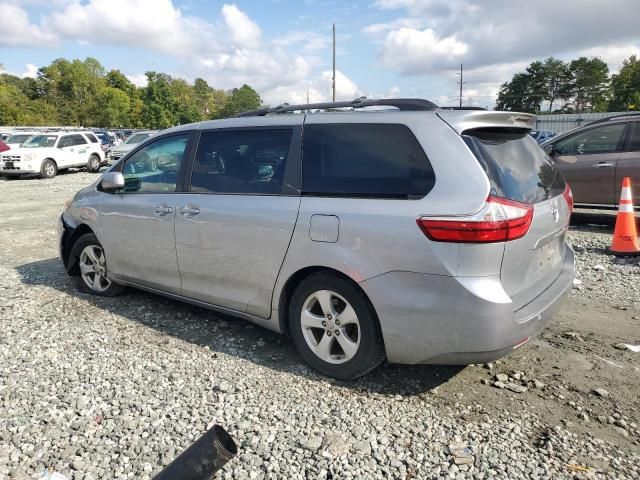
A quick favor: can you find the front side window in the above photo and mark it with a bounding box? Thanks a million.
[302,124,435,198]
[554,124,626,155]
[121,134,189,193]
[190,129,293,194]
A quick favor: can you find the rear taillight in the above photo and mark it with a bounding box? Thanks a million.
[563,184,573,213]
[417,196,533,243]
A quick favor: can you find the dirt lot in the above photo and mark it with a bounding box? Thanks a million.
[0,171,639,479]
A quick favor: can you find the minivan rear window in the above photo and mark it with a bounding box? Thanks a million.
[302,124,435,198]
[463,128,566,204]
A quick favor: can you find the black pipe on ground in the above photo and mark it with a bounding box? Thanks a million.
[153,425,237,480]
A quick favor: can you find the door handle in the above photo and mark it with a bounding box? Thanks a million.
[153,204,173,216]
[593,162,614,168]
[179,205,200,217]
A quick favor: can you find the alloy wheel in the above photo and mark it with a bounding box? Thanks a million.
[79,245,111,293]
[301,290,361,364]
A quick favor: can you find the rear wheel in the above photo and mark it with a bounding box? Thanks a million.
[40,159,57,179]
[288,272,385,380]
[71,233,124,297]
[87,154,101,173]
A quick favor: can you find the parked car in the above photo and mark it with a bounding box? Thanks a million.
[4,131,41,147]
[529,129,555,143]
[58,99,574,379]
[541,113,640,208]
[0,131,105,179]
[93,131,114,152]
[0,140,9,153]
[107,130,157,164]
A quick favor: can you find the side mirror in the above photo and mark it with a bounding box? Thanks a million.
[101,171,125,192]
[543,144,554,155]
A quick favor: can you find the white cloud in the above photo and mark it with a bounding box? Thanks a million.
[126,74,148,88]
[21,64,39,78]
[48,0,217,56]
[378,27,467,74]
[367,0,640,74]
[221,4,261,49]
[0,3,58,47]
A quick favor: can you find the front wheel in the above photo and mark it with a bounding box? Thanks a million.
[40,159,57,179]
[288,272,385,380]
[71,233,124,297]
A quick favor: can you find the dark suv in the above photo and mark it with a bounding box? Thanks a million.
[542,114,640,208]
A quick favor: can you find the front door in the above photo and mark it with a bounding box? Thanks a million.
[551,123,627,206]
[98,132,192,294]
[615,122,640,205]
[175,125,302,318]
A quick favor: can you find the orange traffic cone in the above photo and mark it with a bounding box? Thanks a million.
[608,177,640,256]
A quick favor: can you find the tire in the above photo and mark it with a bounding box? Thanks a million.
[40,159,57,179]
[70,233,124,297]
[288,271,385,380]
[87,154,101,173]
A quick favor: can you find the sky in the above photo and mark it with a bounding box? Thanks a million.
[1,0,640,108]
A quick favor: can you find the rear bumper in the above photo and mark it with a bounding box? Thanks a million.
[361,246,575,364]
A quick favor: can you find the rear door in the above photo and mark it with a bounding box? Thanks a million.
[550,123,627,206]
[614,122,640,205]
[175,123,302,317]
[462,128,569,308]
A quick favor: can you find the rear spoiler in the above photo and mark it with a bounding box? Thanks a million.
[436,110,536,135]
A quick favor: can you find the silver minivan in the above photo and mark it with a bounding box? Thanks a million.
[58,99,575,379]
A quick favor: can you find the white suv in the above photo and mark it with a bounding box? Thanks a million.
[0,131,105,179]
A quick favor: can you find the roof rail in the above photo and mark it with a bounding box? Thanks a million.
[234,97,439,117]
[440,106,487,111]
[587,112,640,125]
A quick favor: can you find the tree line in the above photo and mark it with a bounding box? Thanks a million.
[0,57,262,128]
[496,55,640,114]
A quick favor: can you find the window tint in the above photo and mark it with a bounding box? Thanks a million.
[464,128,566,204]
[554,124,626,155]
[190,129,293,194]
[58,136,74,148]
[85,133,99,143]
[302,124,434,198]
[121,134,189,193]
[69,134,87,146]
[6,134,32,144]
[629,123,640,152]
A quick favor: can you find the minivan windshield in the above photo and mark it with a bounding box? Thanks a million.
[125,133,151,144]
[22,135,58,148]
[464,128,566,204]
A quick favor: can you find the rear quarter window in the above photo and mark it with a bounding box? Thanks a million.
[463,128,565,204]
[302,123,435,198]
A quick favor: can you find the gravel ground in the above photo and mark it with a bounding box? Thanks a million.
[1,172,639,480]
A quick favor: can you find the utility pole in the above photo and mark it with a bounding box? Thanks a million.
[332,23,336,102]
[456,64,465,108]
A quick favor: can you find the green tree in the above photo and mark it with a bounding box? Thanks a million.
[140,71,175,128]
[216,84,261,118]
[541,57,571,112]
[609,55,640,111]
[565,57,610,113]
[92,86,131,127]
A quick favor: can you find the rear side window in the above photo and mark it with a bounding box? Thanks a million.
[464,128,566,204]
[629,123,640,152]
[69,134,87,146]
[190,129,293,195]
[302,124,435,198]
[85,133,99,143]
